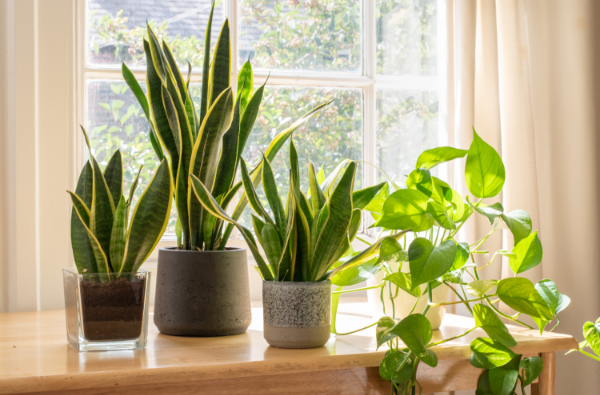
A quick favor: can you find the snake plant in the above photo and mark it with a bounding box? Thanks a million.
[190,139,409,281]
[68,127,172,277]
[123,0,329,251]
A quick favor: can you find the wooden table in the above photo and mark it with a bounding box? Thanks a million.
[0,300,577,395]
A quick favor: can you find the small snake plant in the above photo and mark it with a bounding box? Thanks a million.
[68,127,172,277]
[190,139,409,282]
[123,0,329,251]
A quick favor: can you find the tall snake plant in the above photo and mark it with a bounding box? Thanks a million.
[69,127,172,278]
[190,140,410,281]
[123,1,329,250]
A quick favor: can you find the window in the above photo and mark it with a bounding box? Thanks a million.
[80,0,444,239]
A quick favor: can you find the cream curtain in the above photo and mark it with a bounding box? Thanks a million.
[445,0,600,393]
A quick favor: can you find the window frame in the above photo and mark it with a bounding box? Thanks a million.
[75,0,442,247]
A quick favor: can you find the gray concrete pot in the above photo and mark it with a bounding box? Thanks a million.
[154,247,251,337]
[263,280,331,349]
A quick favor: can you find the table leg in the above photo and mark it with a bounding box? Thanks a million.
[531,352,555,395]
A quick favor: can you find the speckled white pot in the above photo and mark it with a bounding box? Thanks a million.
[262,280,331,349]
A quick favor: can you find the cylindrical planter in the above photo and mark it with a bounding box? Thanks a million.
[263,280,331,349]
[62,268,150,352]
[366,265,450,330]
[154,247,251,337]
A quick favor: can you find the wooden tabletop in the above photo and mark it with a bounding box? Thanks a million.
[0,300,577,395]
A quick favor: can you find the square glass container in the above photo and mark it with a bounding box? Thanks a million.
[62,268,150,352]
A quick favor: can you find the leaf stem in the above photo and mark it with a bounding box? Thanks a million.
[577,349,600,362]
[428,295,496,306]
[444,281,473,314]
[332,283,384,294]
[426,326,476,347]
[421,283,433,316]
[333,321,378,336]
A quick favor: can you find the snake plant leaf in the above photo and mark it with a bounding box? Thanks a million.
[103,151,123,209]
[488,356,520,395]
[520,356,543,386]
[391,314,433,361]
[352,181,387,210]
[583,318,600,356]
[329,231,410,277]
[501,209,532,246]
[376,316,399,349]
[308,161,327,214]
[470,337,518,369]
[143,39,178,164]
[509,231,543,274]
[348,208,361,242]
[212,81,244,200]
[320,159,353,198]
[208,19,231,107]
[149,129,165,161]
[237,61,254,116]
[278,189,296,280]
[465,128,506,198]
[237,83,265,161]
[497,277,554,320]
[409,238,457,288]
[385,272,421,298]
[189,174,274,280]
[415,146,468,169]
[289,142,313,228]
[109,196,127,273]
[261,223,283,268]
[68,191,110,274]
[188,87,234,247]
[161,40,188,100]
[146,24,167,85]
[473,304,517,347]
[162,85,182,155]
[262,156,286,237]
[374,189,434,232]
[317,165,325,184]
[185,96,197,140]
[218,100,334,249]
[121,159,172,274]
[451,242,470,271]
[311,162,356,281]
[250,213,265,244]
[240,159,275,225]
[70,162,96,274]
[199,0,216,124]
[127,165,143,207]
[294,189,312,281]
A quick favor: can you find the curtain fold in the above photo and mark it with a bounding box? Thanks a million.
[447,0,600,393]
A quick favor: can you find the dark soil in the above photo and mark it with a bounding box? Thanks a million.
[80,276,147,341]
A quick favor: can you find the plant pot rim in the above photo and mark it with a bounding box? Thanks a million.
[263,280,331,285]
[160,246,246,254]
[62,268,150,275]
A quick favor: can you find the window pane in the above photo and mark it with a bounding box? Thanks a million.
[376,0,437,76]
[238,0,362,73]
[376,89,439,185]
[86,0,223,69]
[86,79,202,233]
[239,86,363,229]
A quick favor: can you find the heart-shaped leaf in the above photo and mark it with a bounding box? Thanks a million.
[376,316,398,349]
[443,188,465,221]
[331,257,380,287]
[497,278,553,320]
[470,337,518,369]
[473,304,516,347]
[392,314,432,359]
[535,279,560,313]
[416,146,468,169]
[409,238,457,288]
[419,349,439,367]
[520,356,543,386]
[385,272,421,298]
[583,318,600,356]
[471,202,504,225]
[374,189,434,232]
[451,242,470,271]
[406,168,433,197]
[501,210,532,245]
[377,237,408,265]
[379,350,414,382]
[509,231,543,274]
[476,370,493,395]
[467,280,498,297]
[426,201,456,230]
[465,128,505,198]
[489,356,520,395]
